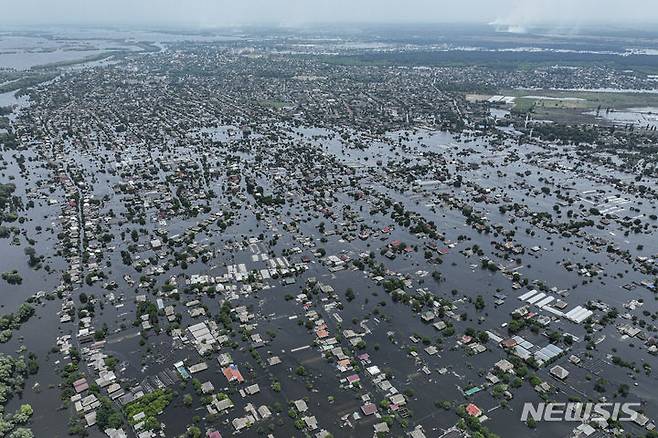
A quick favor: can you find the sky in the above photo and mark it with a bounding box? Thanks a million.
[3,0,658,27]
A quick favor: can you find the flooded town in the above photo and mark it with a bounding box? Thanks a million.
[1,3,658,438]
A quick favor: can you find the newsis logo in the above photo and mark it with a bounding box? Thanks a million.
[520,402,641,422]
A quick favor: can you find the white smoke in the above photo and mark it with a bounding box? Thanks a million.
[490,0,581,34]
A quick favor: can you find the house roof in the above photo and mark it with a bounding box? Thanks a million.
[361,403,377,416]
[346,374,360,384]
[500,338,518,349]
[550,365,569,379]
[223,364,244,383]
[466,403,482,417]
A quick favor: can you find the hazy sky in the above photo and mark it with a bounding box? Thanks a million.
[3,0,658,27]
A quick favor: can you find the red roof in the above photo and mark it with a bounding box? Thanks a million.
[346,374,360,384]
[73,378,89,393]
[500,338,518,349]
[466,403,482,417]
[207,432,222,438]
[223,365,244,383]
[361,403,377,416]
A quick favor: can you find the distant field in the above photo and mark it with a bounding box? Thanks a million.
[320,50,658,74]
[500,89,658,112]
[467,92,592,111]
[514,96,589,112]
[465,94,490,102]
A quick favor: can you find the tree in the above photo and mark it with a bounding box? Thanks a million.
[435,400,452,410]
[9,428,34,438]
[508,319,525,334]
[492,384,506,398]
[474,295,485,311]
[67,417,87,437]
[548,331,561,343]
[186,426,202,438]
[106,412,123,429]
[95,397,123,429]
[15,304,34,323]
[0,418,12,436]
[12,404,33,424]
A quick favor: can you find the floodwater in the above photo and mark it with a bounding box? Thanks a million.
[586,106,658,128]
[0,90,29,107]
[1,119,656,437]
[0,49,109,70]
[0,31,656,438]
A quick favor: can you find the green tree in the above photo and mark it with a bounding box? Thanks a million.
[12,404,33,424]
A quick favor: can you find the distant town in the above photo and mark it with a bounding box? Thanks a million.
[0,23,657,438]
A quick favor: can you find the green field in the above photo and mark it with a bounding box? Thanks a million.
[501,89,658,112]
